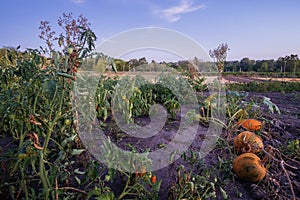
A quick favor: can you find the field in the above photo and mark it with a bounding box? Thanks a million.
[101,90,300,200]
[93,72,300,199]
[1,55,300,200]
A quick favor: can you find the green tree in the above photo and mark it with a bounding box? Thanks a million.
[240,57,256,71]
[290,54,299,78]
[260,61,268,72]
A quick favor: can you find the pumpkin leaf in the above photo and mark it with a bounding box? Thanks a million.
[263,96,280,114]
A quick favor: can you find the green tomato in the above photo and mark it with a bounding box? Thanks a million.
[67,48,74,54]
[26,146,35,155]
[64,119,72,126]
[9,114,16,120]
[18,153,28,160]
[105,175,110,182]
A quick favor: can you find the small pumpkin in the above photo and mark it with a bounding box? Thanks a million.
[234,131,264,154]
[233,153,266,182]
[237,119,262,131]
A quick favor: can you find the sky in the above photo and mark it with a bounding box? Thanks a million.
[0,0,299,61]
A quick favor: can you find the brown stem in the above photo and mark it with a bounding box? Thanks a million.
[57,187,87,194]
[55,178,58,200]
[262,147,296,200]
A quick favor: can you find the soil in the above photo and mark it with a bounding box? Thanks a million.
[90,91,300,200]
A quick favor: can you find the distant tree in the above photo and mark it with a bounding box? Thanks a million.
[290,54,299,78]
[224,60,239,72]
[128,58,139,70]
[277,56,287,74]
[209,43,229,79]
[283,56,289,77]
[266,59,275,72]
[240,57,256,71]
[138,57,148,65]
[115,59,128,71]
[178,60,190,71]
[278,55,299,77]
[260,61,268,72]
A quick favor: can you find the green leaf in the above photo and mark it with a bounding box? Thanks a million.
[42,79,56,99]
[108,168,116,180]
[57,72,74,80]
[152,180,162,192]
[74,168,86,175]
[220,187,228,199]
[71,149,85,156]
[66,134,77,142]
[111,62,117,73]
[263,96,280,114]
[75,176,81,185]
[95,193,115,200]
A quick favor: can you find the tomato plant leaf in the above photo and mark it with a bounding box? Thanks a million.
[71,149,85,156]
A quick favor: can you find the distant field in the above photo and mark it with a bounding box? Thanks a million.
[102,71,300,84]
[222,75,300,83]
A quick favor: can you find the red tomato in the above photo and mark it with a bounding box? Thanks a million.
[151,175,157,184]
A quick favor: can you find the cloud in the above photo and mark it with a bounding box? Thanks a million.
[69,0,85,4]
[156,0,204,22]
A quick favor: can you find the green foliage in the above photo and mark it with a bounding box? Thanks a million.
[0,13,107,200]
[0,48,78,199]
[95,76,117,122]
[285,139,300,157]
[94,71,204,124]
[228,81,300,92]
[169,163,220,199]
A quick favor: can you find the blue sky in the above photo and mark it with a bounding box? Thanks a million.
[0,0,299,61]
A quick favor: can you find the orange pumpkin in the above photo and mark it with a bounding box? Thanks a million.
[233,153,266,182]
[237,119,262,131]
[234,131,264,154]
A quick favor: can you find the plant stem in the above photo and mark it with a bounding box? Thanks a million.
[39,78,66,200]
[20,164,29,200]
[39,151,50,200]
[118,178,131,200]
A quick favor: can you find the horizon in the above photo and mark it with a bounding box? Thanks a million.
[0,0,299,62]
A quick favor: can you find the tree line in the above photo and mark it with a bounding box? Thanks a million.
[224,54,299,74]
